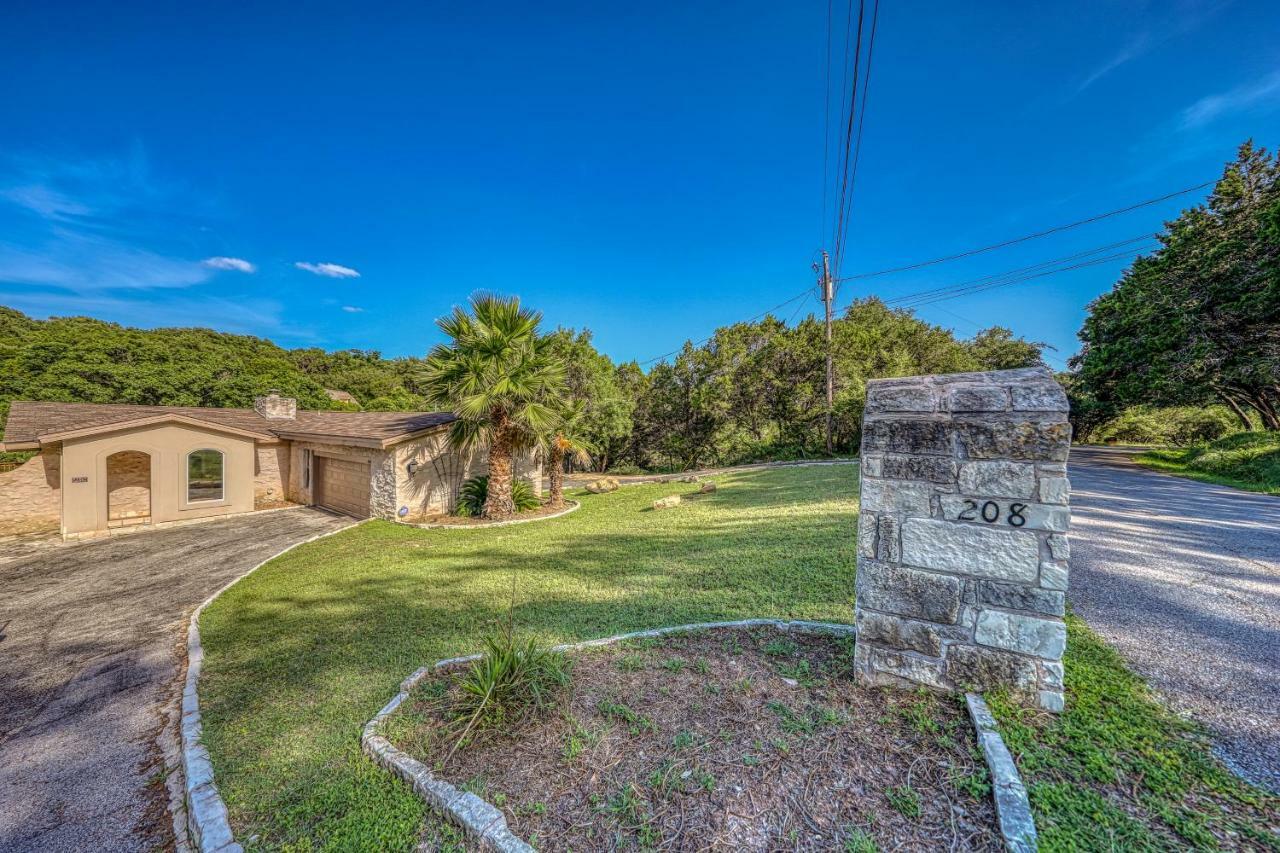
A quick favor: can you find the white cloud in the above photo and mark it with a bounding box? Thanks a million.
[202,256,256,273]
[295,261,360,278]
[0,236,213,291]
[1180,70,1280,129]
[341,305,364,313]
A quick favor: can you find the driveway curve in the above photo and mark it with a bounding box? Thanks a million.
[1068,446,1280,794]
[0,507,354,853]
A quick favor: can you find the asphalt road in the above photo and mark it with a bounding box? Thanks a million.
[0,508,353,853]
[1068,445,1280,794]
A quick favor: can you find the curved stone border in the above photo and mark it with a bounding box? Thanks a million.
[404,499,580,530]
[965,693,1039,853]
[362,619,859,851]
[178,517,365,852]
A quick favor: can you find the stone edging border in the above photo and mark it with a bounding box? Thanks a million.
[965,693,1039,853]
[177,514,366,852]
[361,619,861,852]
[404,499,581,530]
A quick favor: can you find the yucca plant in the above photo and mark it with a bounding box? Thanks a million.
[455,475,540,517]
[445,632,572,761]
[421,294,565,519]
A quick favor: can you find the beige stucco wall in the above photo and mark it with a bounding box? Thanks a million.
[0,451,61,537]
[394,431,542,521]
[59,423,257,535]
[254,443,291,509]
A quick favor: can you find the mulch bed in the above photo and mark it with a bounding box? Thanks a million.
[390,627,1003,851]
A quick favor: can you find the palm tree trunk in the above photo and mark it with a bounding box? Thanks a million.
[484,418,517,519]
[547,442,566,509]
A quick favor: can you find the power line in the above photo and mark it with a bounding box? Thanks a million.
[830,0,866,279]
[836,180,1210,282]
[820,0,833,244]
[833,0,880,279]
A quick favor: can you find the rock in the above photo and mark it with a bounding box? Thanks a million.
[653,495,681,510]
[977,580,1065,617]
[864,385,939,413]
[698,482,717,493]
[946,644,1038,692]
[867,647,949,689]
[880,453,958,484]
[953,420,1072,462]
[585,478,620,494]
[900,518,1040,582]
[1039,476,1070,505]
[855,610,943,656]
[679,475,701,483]
[855,560,962,624]
[859,477,934,516]
[975,609,1067,658]
[946,386,1011,413]
[861,418,953,456]
[1038,560,1069,591]
[957,461,1036,498]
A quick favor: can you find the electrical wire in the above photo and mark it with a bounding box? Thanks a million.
[833,0,879,278]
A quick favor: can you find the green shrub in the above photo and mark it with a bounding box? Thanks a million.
[1141,430,1280,492]
[1087,406,1237,446]
[605,462,644,475]
[446,633,571,757]
[455,475,541,516]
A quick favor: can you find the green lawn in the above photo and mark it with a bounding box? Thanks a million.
[199,462,1278,851]
[989,616,1279,851]
[1136,431,1280,495]
[198,465,859,850]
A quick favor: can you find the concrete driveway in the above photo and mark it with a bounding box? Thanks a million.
[1069,446,1280,794]
[0,508,354,853]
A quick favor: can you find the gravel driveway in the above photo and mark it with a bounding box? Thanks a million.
[1069,446,1280,794]
[0,508,354,853]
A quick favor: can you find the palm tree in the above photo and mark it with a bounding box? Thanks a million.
[545,399,594,509]
[422,294,565,518]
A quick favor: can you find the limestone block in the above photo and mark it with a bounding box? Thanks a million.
[1040,660,1064,690]
[946,386,1011,412]
[698,482,717,494]
[857,513,877,558]
[860,477,934,516]
[939,496,1069,532]
[947,644,1038,692]
[1010,383,1069,412]
[875,515,900,562]
[1037,690,1065,713]
[977,580,1065,617]
[862,418,953,457]
[881,453,958,484]
[868,648,949,689]
[855,610,942,656]
[866,385,938,413]
[953,420,1072,462]
[862,453,884,477]
[856,560,962,624]
[1039,560,1069,591]
[975,609,1066,659]
[901,518,1040,582]
[653,495,681,510]
[1039,476,1070,505]
[957,461,1036,498]
[1046,534,1070,560]
[586,478,620,494]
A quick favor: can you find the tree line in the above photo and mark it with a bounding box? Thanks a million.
[0,298,1044,471]
[1071,141,1280,435]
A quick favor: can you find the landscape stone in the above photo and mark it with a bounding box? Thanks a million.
[975,609,1067,658]
[698,481,717,493]
[653,495,681,510]
[880,453,958,484]
[857,513,877,558]
[1037,690,1065,713]
[585,478,619,494]
[978,580,1065,616]
[957,461,1036,498]
[855,610,943,656]
[862,453,884,477]
[900,518,1040,582]
[856,561,961,624]
[1040,660,1064,690]
[947,644,1038,692]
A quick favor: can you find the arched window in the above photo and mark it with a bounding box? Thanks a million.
[187,449,224,502]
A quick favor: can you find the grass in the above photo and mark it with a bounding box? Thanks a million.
[1136,431,1280,495]
[197,464,857,850]
[988,615,1280,851]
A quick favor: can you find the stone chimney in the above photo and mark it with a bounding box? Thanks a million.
[254,390,297,420]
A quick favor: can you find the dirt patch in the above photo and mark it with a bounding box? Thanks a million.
[388,627,1002,851]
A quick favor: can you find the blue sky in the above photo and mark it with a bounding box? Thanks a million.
[1,1,1277,369]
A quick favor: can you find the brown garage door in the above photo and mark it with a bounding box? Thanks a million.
[314,456,371,518]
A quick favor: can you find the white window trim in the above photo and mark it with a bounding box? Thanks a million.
[185,448,226,505]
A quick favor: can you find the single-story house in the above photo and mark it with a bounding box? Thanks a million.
[0,392,541,539]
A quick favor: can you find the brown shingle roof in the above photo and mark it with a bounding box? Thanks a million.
[1,401,455,448]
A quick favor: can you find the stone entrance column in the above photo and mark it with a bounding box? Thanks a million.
[853,366,1072,712]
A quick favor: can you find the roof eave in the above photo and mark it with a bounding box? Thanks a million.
[37,413,275,444]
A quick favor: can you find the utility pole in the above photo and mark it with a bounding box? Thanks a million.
[821,251,834,455]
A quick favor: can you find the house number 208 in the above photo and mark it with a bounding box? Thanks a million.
[957,499,1027,527]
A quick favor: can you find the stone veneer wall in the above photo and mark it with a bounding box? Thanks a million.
[253,444,291,508]
[0,451,61,536]
[853,366,1072,712]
